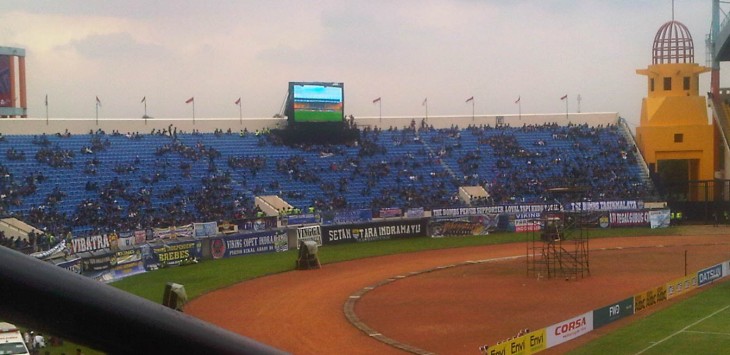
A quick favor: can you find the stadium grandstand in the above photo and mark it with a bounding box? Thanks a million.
[0,113,655,250]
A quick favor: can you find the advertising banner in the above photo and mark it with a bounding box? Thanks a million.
[698,263,723,287]
[570,211,610,228]
[378,207,403,218]
[171,224,194,238]
[609,210,649,227]
[321,219,428,245]
[70,234,111,254]
[429,215,498,237]
[322,209,373,225]
[236,216,277,232]
[566,200,644,212]
[210,231,288,259]
[649,209,671,229]
[666,274,698,299]
[405,207,425,218]
[153,227,173,240]
[83,253,113,272]
[56,258,82,274]
[486,328,546,355]
[110,261,146,280]
[194,222,219,238]
[592,297,634,329]
[634,285,667,313]
[109,249,145,280]
[31,241,67,259]
[296,225,322,247]
[546,311,593,348]
[144,240,202,270]
[116,231,136,249]
[153,225,194,240]
[513,218,541,233]
[432,204,560,218]
[285,213,318,226]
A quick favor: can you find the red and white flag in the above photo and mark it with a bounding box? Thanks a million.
[234,97,241,105]
[465,96,474,103]
[560,94,567,100]
[140,96,146,103]
[422,98,428,106]
[95,96,102,106]
[372,97,381,104]
[515,96,520,104]
[185,97,194,104]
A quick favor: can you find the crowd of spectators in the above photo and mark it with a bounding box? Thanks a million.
[0,121,655,242]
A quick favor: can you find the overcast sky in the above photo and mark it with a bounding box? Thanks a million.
[0,0,720,127]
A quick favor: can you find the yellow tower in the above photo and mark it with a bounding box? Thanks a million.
[636,20,714,201]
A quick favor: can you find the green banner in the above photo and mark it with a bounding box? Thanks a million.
[593,297,634,329]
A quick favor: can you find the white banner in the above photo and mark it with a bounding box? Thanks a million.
[649,209,671,229]
[296,225,322,247]
[546,311,593,347]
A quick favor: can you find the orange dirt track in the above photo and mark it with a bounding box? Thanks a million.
[186,231,730,355]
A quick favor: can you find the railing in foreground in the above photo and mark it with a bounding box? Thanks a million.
[0,246,287,355]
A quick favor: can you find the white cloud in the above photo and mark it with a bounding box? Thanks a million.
[0,0,718,123]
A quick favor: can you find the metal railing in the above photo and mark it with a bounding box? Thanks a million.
[0,246,287,355]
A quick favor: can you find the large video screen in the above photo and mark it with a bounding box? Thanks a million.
[289,82,344,123]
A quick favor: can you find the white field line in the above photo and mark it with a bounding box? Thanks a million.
[683,330,730,337]
[634,305,730,355]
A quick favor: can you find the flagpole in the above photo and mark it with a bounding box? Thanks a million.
[239,99,242,125]
[565,96,569,121]
[472,99,475,121]
[424,98,428,121]
[518,99,521,121]
[45,94,48,125]
[193,100,196,125]
[379,100,382,123]
[95,99,99,125]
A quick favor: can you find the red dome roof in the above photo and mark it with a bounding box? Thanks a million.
[652,20,694,64]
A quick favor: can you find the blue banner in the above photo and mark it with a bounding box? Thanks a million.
[285,213,318,225]
[322,209,373,225]
[698,264,723,287]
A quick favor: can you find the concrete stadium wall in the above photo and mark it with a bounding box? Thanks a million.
[0,112,618,135]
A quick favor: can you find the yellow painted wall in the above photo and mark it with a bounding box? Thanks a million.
[636,62,714,200]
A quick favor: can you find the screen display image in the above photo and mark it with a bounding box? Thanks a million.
[290,83,344,123]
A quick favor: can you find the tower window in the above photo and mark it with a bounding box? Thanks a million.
[674,133,683,143]
[664,77,672,90]
[650,78,655,92]
[683,77,690,90]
